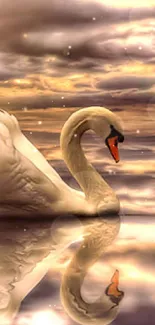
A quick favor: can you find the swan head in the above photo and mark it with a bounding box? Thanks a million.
[89,107,124,163]
[105,124,124,163]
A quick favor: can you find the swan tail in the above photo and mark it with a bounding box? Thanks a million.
[0,110,21,140]
[60,216,124,325]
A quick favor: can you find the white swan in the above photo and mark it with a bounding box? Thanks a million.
[0,106,124,324]
[0,106,124,217]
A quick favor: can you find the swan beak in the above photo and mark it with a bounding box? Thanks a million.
[107,136,119,163]
[105,269,124,305]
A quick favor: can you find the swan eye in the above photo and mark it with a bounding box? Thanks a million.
[109,125,124,143]
[118,135,124,143]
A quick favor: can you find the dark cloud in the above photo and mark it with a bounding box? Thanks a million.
[0,54,45,83]
[0,70,22,81]
[117,91,155,105]
[52,58,104,73]
[0,0,154,33]
[97,76,155,90]
[0,92,111,109]
[1,89,155,110]
[0,0,154,61]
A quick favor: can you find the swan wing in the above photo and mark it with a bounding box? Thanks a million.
[0,110,66,186]
[0,111,68,214]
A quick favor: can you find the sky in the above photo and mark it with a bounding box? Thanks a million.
[0,0,155,109]
[0,0,155,324]
[0,0,154,215]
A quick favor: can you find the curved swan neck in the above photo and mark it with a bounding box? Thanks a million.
[60,109,113,204]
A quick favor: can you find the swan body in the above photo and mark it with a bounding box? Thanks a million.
[0,106,124,217]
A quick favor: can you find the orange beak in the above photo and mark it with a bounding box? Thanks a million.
[107,136,119,163]
[111,269,119,286]
[105,269,124,305]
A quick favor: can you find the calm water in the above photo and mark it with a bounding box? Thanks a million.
[0,213,153,325]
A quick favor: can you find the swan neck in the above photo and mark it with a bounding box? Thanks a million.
[60,110,111,203]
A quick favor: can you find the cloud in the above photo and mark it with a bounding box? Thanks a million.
[0,91,147,110]
[0,0,155,108]
[1,86,155,110]
[75,82,91,88]
[97,76,155,90]
[0,0,154,61]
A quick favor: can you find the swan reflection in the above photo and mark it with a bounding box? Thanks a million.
[0,215,83,324]
[0,213,124,325]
